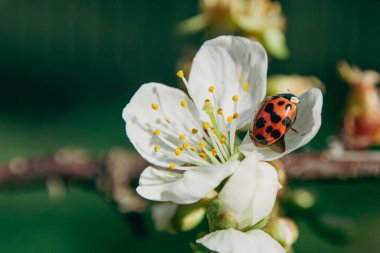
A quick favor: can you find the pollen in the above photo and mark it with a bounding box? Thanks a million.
[203,122,211,129]
[199,141,206,148]
[217,108,223,115]
[175,147,183,156]
[154,145,160,152]
[180,100,187,107]
[169,163,176,170]
[183,142,190,149]
[208,86,215,93]
[177,70,184,78]
[227,116,234,122]
[232,95,239,102]
[153,129,161,135]
[151,103,159,110]
[211,149,217,156]
[179,134,186,140]
[191,128,198,134]
[220,135,226,144]
[233,113,239,119]
[199,152,207,159]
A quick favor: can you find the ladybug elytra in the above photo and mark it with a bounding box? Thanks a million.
[249,93,300,152]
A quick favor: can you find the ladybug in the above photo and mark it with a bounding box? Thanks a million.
[249,93,300,153]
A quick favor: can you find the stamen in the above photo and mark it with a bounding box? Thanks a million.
[233,113,239,119]
[227,116,234,123]
[220,135,226,144]
[211,149,217,156]
[154,145,160,152]
[208,86,215,93]
[217,108,223,115]
[199,141,206,148]
[207,129,228,162]
[183,142,190,149]
[176,70,184,78]
[203,122,211,129]
[153,129,161,135]
[179,134,186,140]
[180,100,187,107]
[175,147,183,156]
[151,103,159,110]
[192,128,198,134]
[232,95,239,102]
[169,163,176,170]
[177,69,189,87]
[190,146,196,152]
[201,148,220,164]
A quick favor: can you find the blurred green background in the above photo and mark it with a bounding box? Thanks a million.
[0,0,379,252]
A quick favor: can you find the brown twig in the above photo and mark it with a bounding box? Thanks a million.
[0,147,379,210]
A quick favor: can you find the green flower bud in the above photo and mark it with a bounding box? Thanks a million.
[264,217,299,250]
[207,198,238,232]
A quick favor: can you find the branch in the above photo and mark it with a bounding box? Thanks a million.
[0,147,379,211]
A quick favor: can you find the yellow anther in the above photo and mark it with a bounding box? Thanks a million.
[204,99,210,103]
[217,108,223,115]
[211,149,217,156]
[199,141,206,148]
[179,134,186,140]
[220,135,226,144]
[169,163,176,170]
[232,95,239,102]
[192,128,198,134]
[208,86,215,93]
[153,129,161,135]
[180,100,187,107]
[190,146,196,152]
[175,147,183,156]
[177,70,184,78]
[227,116,234,123]
[154,145,160,152]
[203,122,211,129]
[199,152,207,159]
[151,103,159,110]
[233,113,239,119]
[183,142,190,149]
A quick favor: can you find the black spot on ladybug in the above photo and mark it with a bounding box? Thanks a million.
[266,126,273,133]
[277,101,285,106]
[255,117,266,128]
[285,104,292,111]
[282,117,292,128]
[270,112,281,123]
[255,134,268,145]
[279,93,295,101]
[265,103,274,113]
[271,130,281,139]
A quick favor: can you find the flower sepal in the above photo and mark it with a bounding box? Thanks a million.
[207,198,238,232]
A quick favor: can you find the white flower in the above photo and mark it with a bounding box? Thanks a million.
[123,36,322,209]
[197,228,285,253]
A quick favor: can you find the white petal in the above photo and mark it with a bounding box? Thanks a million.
[219,154,280,229]
[152,202,177,231]
[250,162,281,225]
[219,153,259,229]
[197,229,285,253]
[137,162,239,204]
[245,230,286,253]
[239,88,323,161]
[187,36,268,129]
[123,82,204,167]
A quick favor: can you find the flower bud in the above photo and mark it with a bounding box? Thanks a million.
[264,217,299,250]
[207,198,238,232]
[267,75,325,97]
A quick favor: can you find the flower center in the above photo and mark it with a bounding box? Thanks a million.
[149,70,242,169]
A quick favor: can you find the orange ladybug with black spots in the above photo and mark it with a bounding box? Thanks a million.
[249,93,300,152]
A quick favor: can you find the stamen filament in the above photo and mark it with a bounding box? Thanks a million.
[202,148,220,164]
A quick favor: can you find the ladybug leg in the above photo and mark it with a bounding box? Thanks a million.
[290,127,306,136]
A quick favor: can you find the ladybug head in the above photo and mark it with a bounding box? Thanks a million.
[279,93,300,104]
